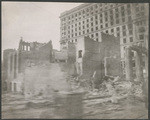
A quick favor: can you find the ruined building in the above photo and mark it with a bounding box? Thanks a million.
[67,33,123,82]
[2,38,54,93]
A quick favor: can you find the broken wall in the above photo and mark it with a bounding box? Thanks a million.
[105,57,123,77]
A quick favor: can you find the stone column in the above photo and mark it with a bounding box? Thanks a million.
[80,62,83,75]
[76,62,79,75]
[12,53,15,79]
[144,55,148,78]
[125,47,133,81]
[135,51,143,81]
[22,45,24,51]
[16,51,19,77]
[11,82,14,92]
[104,57,108,76]
[7,54,11,92]
[7,54,11,78]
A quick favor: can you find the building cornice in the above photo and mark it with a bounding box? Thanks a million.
[60,3,94,18]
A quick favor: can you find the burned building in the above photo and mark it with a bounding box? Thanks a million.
[67,33,122,81]
[2,38,54,93]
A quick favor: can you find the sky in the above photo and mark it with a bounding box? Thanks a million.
[2,2,83,53]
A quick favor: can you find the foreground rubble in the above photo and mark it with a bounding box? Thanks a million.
[2,76,148,119]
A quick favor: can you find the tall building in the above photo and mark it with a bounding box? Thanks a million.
[60,3,149,74]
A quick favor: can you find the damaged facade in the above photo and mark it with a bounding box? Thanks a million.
[2,38,54,93]
[71,33,122,81]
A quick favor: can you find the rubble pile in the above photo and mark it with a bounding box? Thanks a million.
[69,75,144,102]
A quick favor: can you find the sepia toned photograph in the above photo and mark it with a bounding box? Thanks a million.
[1,1,149,119]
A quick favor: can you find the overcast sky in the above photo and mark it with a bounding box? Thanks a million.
[2,2,83,53]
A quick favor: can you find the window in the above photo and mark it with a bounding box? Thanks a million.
[116,13,119,18]
[105,17,108,21]
[123,38,126,43]
[95,4,98,8]
[91,17,93,21]
[95,15,98,19]
[110,4,113,8]
[115,8,118,12]
[100,14,103,17]
[106,30,108,33]
[78,50,82,58]
[117,27,120,31]
[136,7,139,12]
[132,60,135,67]
[129,30,133,35]
[75,39,77,42]
[121,6,125,11]
[90,6,93,10]
[96,38,98,41]
[141,6,145,10]
[96,33,98,36]
[91,34,94,38]
[111,21,114,26]
[111,29,114,33]
[96,26,98,30]
[71,15,74,18]
[83,31,85,34]
[130,37,133,42]
[87,24,89,27]
[122,25,126,30]
[123,31,126,36]
[79,12,81,15]
[87,29,89,33]
[91,23,93,26]
[91,28,93,31]
[139,35,144,40]
[105,23,108,27]
[110,10,113,14]
[116,19,119,24]
[101,25,103,29]
[110,15,114,21]
[82,10,85,14]
[128,24,133,29]
[100,19,103,23]
[122,18,125,22]
[95,21,98,25]
[127,10,131,15]
[128,16,132,21]
[127,4,130,8]
[117,33,120,37]
[121,11,125,16]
